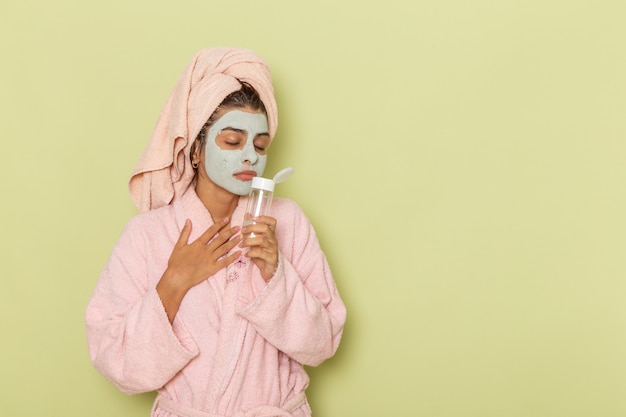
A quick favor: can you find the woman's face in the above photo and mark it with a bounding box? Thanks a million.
[199,107,270,195]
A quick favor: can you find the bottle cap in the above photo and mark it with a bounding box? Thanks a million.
[251,176,275,192]
[273,166,295,184]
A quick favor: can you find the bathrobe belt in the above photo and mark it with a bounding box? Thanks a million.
[153,393,306,417]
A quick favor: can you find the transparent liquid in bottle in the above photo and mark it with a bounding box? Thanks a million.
[243,179,274,238]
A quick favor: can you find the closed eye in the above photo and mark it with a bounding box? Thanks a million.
[254,134,270,153]
[218,128,245,148]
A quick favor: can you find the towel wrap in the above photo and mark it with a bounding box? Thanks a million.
[129,47,278,213]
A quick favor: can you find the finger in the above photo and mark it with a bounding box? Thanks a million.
[240,226,276,249]
[217,252,242,269]
[211,234,242,259]
[243,229,277,252]
[196,217,231,244]
[251,215,277,231]
[175,219,192,249]
[242,222,273,239]
[245,246,278,267]
[207,226,241,252]
[241,235,272,251]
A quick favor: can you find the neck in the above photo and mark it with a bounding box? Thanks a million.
[195,176,240,221]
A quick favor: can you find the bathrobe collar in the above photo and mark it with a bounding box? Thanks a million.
[173,186,249,240]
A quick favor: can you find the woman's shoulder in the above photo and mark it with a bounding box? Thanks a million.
[272,197,305,215]
[271,197,314,228]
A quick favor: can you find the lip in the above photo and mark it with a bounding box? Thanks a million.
[233,170,257,181]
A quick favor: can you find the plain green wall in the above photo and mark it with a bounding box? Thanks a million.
[2,0,625,415]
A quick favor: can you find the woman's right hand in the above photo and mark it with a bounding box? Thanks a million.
[157,218,241,323]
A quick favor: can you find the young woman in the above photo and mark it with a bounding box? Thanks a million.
[85,47,346,417]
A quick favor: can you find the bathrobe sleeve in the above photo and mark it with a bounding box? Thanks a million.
[238,199,346,367]
[85,215,199,395]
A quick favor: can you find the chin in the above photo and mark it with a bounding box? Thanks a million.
[226,183,252,196]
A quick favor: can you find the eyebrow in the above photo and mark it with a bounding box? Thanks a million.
[221,127,269,137]
[222,127,244,134]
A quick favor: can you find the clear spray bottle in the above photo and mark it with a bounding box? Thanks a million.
[243,167,294,237]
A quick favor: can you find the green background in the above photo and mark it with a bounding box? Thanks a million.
[2,0,625,415]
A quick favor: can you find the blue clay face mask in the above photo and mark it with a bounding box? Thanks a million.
[204,110,269,195]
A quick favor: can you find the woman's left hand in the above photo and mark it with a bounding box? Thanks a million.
[240,215,279,281]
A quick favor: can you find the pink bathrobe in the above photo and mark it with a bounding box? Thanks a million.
[85,187,346,417]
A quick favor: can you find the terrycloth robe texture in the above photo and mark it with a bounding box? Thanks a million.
[85,188,346,417]
[128,47,278,213]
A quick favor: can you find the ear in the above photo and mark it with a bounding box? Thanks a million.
[190,139,202,166]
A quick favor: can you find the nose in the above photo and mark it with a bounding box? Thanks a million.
[241,140,258,165]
